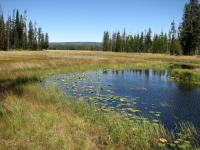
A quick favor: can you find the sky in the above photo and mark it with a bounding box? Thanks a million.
[1,0,189,42]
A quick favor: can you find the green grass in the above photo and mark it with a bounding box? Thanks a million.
[0,50,200,149]
[171,69,200,84]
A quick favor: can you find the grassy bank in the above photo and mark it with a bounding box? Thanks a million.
[0,50,200,149]
[171,69,200,84]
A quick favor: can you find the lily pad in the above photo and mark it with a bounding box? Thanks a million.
[149,111,155,114]
[152,119,159,123]
[155,113,161,117]
[158,143,166,147]
[120,97,126,102]
[106,90,111,93]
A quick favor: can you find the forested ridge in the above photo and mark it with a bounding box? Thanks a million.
[0,8,49,50]
[102,0,200,55]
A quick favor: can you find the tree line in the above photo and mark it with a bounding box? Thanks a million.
[102,0,200,55]
[0,8,49,50]
[49,44,102,51]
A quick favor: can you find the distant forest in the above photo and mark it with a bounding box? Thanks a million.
[102,0,200,55]
[49,42,102,51]
[0,8,49,50]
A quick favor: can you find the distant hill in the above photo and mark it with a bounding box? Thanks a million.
[50,42,102,46]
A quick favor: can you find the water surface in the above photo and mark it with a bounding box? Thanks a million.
[45,69,200,130]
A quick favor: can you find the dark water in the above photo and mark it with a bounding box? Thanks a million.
[45,69,200,130]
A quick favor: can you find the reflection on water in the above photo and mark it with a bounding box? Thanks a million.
[45,69,200,131]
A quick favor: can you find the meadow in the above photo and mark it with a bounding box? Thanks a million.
[0,50,200,149]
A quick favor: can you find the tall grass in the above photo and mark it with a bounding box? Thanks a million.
[0,51,200,149]
[171,69,200,84]
[0,84,168,149]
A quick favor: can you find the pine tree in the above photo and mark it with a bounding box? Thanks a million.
[37,27,42,50]
[0,11,6,50]
[121,28,126,52]
[14,10,20,49]
[115,31,121,52]
[151,34,159,53]
[129,35,134,52]
[139,31,144,52]
[5,16,12,50]
[136,33,140,52]
[132,35,137,52]
[33,21,37,50]
[164,33,169,53]
[11,9,15,49]
[144,28,152,53]
[44,32,49,49]
[111,32,116,52]
[179,0,200,55]
[22,10,27,50]
[170,35,176,55]
[40,33,44,49]
[28,20,34,50]
[160,31,167,53]
[108,38,112,51]
[102,31,109,51]
[125,35,130,52]
[19,14,24,48]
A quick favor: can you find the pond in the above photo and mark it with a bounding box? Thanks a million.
[45,69,200,131]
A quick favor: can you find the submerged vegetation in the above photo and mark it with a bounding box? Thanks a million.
[0,50,200,149]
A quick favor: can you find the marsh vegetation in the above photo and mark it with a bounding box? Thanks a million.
[0,50,200,149]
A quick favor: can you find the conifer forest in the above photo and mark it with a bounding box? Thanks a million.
[0,9,49,50]
[102,0,200,55]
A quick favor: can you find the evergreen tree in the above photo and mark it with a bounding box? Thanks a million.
[22,10,27,50]
[164,33,169,53]
[179,0,200,55]
[139,31,144,52]
[160,31,167,53]
[108,38,112,51]
[129,35,134,52]
[44,32,49,49]
[151,34,159,53]
[111,32,116,52]
[11,9,15,49]
[14,10,20,49]
[170,35,176,55]
[136,33,140,52]
[144,28,152,53]
[28,20,34,50]
[115,31,121,52]
[37,27,42,50]
[132,35,137,52]
[102,31,109,51]
[125,35,130,52]
[33,21,37,50]
[121,28,126,52]
[5,16,12,50]
[19,14,24,48]
[0,13,6,50]
[169,20,182,55]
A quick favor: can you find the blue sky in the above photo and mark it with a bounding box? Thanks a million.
[1,0,189,42]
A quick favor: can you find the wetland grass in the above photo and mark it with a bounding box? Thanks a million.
[171,69,200,84]
[0,50,200,149]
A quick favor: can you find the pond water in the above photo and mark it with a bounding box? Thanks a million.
[45,69,200,131]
